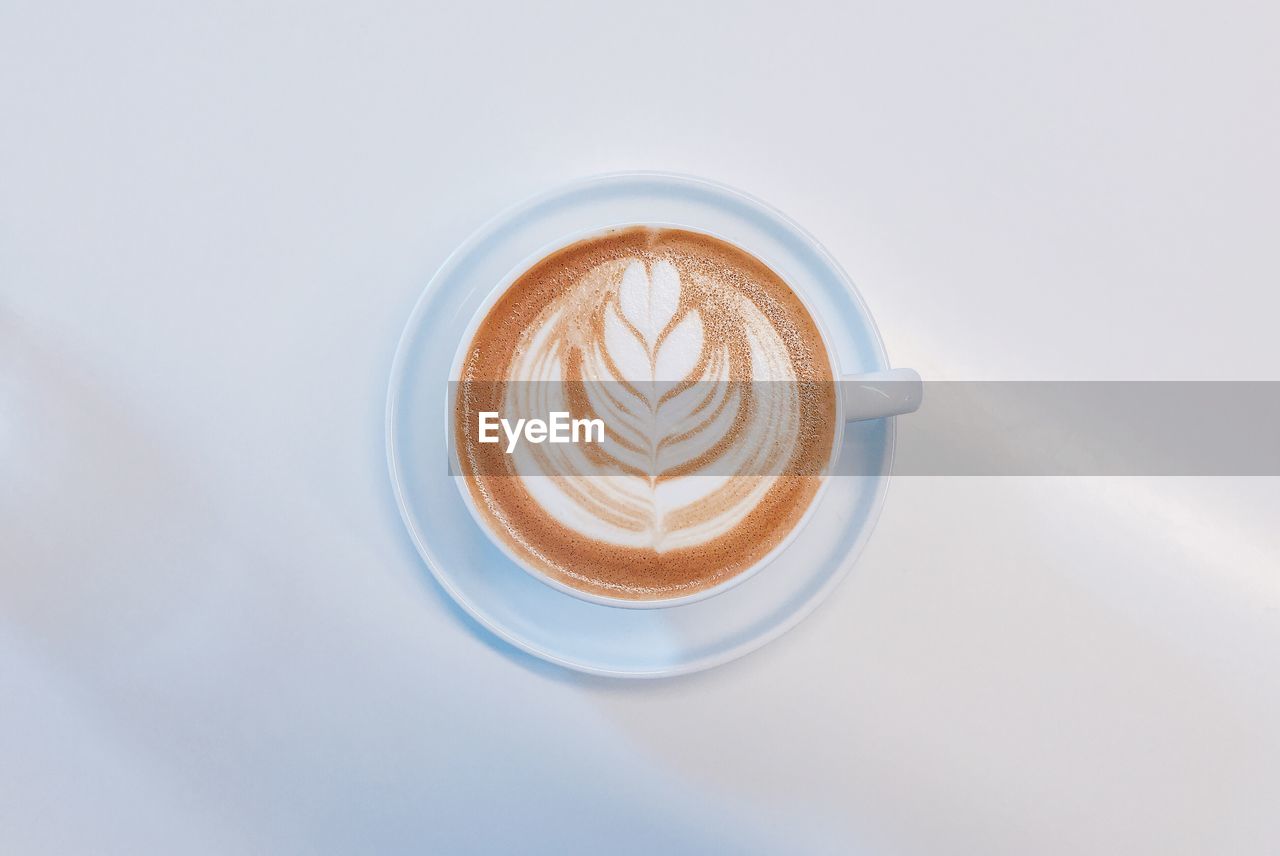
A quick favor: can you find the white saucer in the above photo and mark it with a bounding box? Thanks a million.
[386,172,895,678]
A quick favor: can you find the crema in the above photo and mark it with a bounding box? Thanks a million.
[454,227,835,600]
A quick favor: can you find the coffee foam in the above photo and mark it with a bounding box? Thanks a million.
[455,227,835,600]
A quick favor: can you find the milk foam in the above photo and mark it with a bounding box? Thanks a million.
[454,227,835,599]
[503,255,800,552]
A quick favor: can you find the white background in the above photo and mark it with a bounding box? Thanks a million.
[3,1,1278,853]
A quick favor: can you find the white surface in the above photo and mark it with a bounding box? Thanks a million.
[2,1,1278,854]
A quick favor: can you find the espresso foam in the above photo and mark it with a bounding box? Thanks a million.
[455,228,835,600]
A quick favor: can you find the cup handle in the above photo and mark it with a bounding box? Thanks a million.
[841,368,923,422]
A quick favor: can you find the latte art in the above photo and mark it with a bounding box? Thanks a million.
[455,228,835,600]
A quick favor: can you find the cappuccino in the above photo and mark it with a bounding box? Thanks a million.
[454,227,835,601]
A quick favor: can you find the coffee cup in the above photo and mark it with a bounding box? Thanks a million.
[449,223,920,609]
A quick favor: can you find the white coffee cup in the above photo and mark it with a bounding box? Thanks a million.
[449,224,921,609]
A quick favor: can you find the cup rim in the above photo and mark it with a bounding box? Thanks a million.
[447,215,852,609]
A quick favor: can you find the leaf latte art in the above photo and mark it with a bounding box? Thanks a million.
[455,228,835,600]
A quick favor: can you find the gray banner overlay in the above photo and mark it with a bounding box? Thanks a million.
[892,381,1280,476]
[448,382,1280,476]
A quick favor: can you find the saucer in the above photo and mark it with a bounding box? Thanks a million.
[386,172,894,678]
